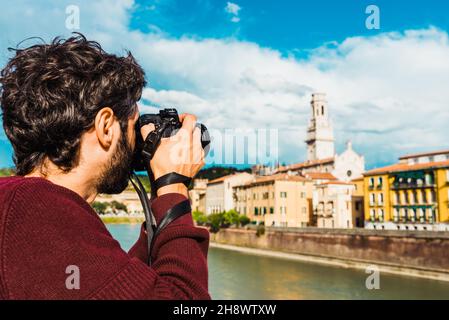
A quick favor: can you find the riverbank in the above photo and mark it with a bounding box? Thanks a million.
[100,215,144,224]
[210,227,449,282]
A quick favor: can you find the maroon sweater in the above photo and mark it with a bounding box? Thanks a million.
[0,176,210,300]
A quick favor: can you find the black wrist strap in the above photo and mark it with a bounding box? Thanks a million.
[153,172,192,191]
[141,122,169,165]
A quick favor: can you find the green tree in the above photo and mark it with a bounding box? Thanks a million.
[110,201,128,213]
[193,211,208,226]
[207,212,224,233]
[0,168,15,177]
[223,209,239,227]
[238,215,251,227]
[92,202,109,215]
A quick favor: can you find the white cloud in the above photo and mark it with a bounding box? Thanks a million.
[225,2,241,23]
[1,1,449,168]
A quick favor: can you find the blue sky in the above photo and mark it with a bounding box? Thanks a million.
[1,0,449,170]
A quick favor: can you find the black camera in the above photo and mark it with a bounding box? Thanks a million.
[132,108,210,172]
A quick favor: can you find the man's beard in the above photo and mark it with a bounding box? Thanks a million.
[96,128,134,194]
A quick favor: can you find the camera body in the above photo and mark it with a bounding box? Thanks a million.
[132,108,210,172]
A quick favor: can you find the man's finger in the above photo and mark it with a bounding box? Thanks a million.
[140,123,156,140]
[180,113,197,133]
[192,126,202,148]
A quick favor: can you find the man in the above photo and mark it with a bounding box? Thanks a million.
[0,34,209,299]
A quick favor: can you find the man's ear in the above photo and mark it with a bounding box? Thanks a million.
[95,107,116,149]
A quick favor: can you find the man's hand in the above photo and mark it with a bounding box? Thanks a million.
[140,114,206,197]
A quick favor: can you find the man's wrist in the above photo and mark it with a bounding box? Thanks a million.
[156,183,189,198]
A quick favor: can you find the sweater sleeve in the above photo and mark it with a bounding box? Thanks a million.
[1,179,210,300]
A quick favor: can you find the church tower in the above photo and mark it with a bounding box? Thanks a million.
[305,93,335,161]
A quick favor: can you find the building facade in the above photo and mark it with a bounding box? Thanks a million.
[313,181,355,228]
[351,177,365,228]
[233,174,313,227]
[189,179,208,213]
[364,150,449,231]
[205,172,254,214]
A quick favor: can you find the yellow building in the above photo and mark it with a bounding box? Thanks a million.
[351,177,365,228]
[189,179,208,213]
[363,150,449,231]
[233,173,313,227]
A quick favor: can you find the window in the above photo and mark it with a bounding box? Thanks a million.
[300,192,306,198]
[378,177,383,187]
[270,207,274,214]
[430,190,436,203]
[412,191,418,204]
[378,193,384,205]
[370,193,375,205]
[422,190,427,203]
[425,173,434,185]
[411,209,417,222]
[393,208,399,222]
[369,178,375,187]
[370,209,375,221]
[301,207,307,214]
[378,209,384,222]
[254,207,258,216]
[395,192,400,204]
[347,170,352,178]
[280,192,287,198]
[263,207,267,215]
[280,206,287,215]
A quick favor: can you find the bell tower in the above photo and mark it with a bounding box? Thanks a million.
[305,93,335,161]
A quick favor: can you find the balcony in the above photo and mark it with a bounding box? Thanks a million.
[391,183,435,190]
[376,184,383,190]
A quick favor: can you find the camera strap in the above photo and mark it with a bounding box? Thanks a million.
[141,121,169,165]
[130,172,192,266]
[129,172,156,265]
[153,172,192,192]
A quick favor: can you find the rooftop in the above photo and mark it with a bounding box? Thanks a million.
[364,159,449,176]
[207,174,238,184]
[234,173,309,188]
[275,157,334,173]
[303,172,337,181]
[399,149,449,160]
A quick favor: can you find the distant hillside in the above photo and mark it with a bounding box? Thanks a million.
[0,168,15,177]
[0,166,250,188]
[195,166,251,181]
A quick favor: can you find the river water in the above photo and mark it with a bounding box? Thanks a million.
[106,224,449,300]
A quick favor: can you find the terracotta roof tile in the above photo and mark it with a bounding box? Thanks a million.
[364,160,449,176]
[399,149,449,160]
[275,157,334,173]
[303,172,337,180]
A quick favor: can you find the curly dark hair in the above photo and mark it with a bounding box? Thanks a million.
[0,33,146,176]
